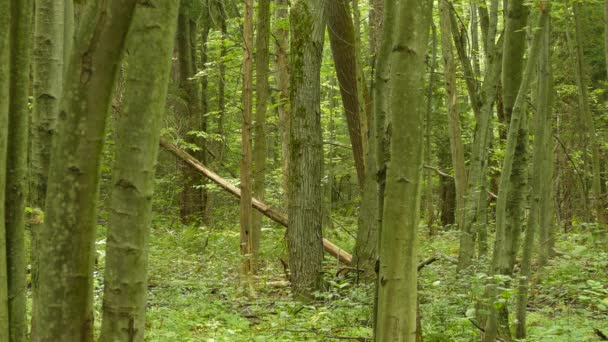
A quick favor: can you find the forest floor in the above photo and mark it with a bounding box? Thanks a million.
[86,205,607,341]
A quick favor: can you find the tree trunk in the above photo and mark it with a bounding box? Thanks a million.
[374,0,432,340]
[439,0,466,228]
[572,3,605,228]
[31,0,71,207]
[483,5,550,341]
[515,16,552,339]
[31,2,138,341]
[501,0,530,274]
[288,0,328,297]
[327,0,366,188]
[275,0,290,204]
[0,1,10,339]
[252,0,271,265]
[241,0,255,279]
[6,1,33,340]
[177,9,204,224]
[99,2,179,341]
[425,23,437,235]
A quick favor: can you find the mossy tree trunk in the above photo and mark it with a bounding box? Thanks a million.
[374,0,432,340]
[5,1,33,340]
[31,2,138,341]
[0,1,10,340]
[252,0,271,264]
[288,0,328,297]
[99,1,179,341]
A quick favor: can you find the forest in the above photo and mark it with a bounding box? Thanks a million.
[0,0,607,341]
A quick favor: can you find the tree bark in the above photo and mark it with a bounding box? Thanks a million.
[288,0,328,297]
[5,1,33,340]
[425,23,438,235]
[374,0,432,340]
[0,1,10,339]
[99,2,179,341]
[31,2,138,341]
[275,0,290,204]
[252,0,271,265]
[177,7,204,224]
[327,0,366,188]
[241,0,255,278]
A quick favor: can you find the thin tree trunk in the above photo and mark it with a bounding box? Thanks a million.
[515,16,552,339]
[353,0,383,276]
[327,0,366,188]
[483,5,550,341]
[288,0,328,297]
[241,0,255,280]
[6,1,33,340]
[572,3,605,228]
[0,1,10,339]
[275,0,290,204]
[501,0,530,274]
[439,0,466,228]
[374,0,432,340]
[31,2,138,340]
[31,0,69,207]
[252,0,271,265]
[177,10,204,224]
[99,2,179,341]
[425,23,437,235]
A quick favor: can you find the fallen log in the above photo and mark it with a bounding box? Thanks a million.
[160,138,353,265]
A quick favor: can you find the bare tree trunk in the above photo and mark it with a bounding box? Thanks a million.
[240,0,255,280]
[99,2,179,340]
[327,0,366,188]
[374,0,432,340]
[0,1,10,339]
[5,1,33,339]
[252,0,271,265]
[288,0,328,297]
[275,0,290,204]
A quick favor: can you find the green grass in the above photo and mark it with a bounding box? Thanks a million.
[84,202,608,341]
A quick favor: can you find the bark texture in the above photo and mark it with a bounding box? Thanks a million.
[0,1,10,339]
[241,0,255,278]
[327,0,366,187]
[6,1,33,339]
[252,0,271,263]
[99,1,179,341]
[374,0,432,340]
[288,0,328,297]
[31,2,138,341]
